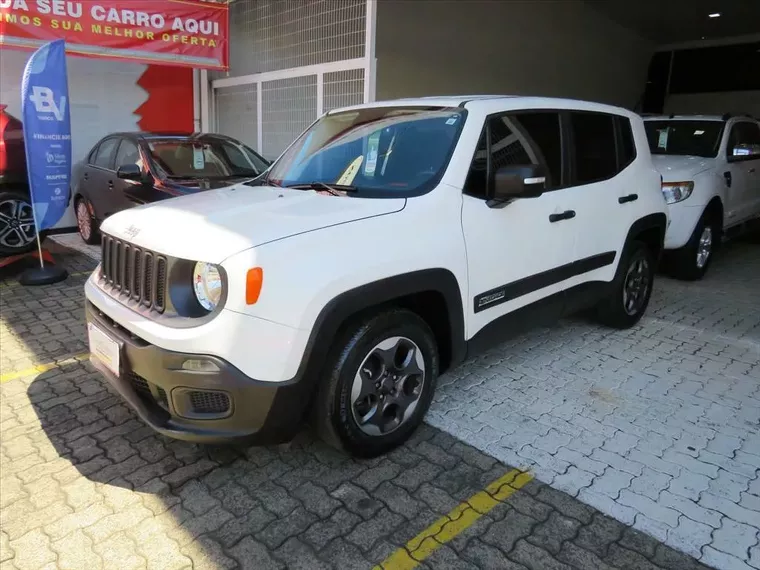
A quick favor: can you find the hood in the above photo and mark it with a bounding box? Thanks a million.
[651,154,713,181]
[99,184,405,264]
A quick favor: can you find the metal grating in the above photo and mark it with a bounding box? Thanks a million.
[323,68,365,112]
[261,75,318,160]
[101,236,167,313]
[214,0,366,78]
[215,84,259,151]
[189,391,231,415]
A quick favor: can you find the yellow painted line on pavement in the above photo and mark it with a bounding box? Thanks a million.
[0,353,90,384]
[375,468,534,570]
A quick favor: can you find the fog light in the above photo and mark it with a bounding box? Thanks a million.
[182,359,220,373]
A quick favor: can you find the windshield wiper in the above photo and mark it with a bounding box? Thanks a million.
[285,182,358,195]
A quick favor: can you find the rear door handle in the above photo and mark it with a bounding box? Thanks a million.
[108,180,114,190]
[724,171,732,187]
[750,167,756,174]
[83,173,89,181]
[618,194,638,204]
[549,210,576,223]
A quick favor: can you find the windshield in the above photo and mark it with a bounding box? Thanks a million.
[148,138,269,179]
[644,120,725,158]
[254,106,467,197]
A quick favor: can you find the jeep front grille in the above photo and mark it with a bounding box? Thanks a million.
[101,235,167,313]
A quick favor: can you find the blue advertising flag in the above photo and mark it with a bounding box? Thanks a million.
[21,39,72,232]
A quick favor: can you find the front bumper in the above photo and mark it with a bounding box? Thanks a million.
[664,203,705,250]
[85,300,309,445]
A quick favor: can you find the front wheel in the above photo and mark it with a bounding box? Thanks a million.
[0,190,38,257]
[75,197,100,245]
[668,215,717,281]
[313,309,439,458]
[596,241,655,329]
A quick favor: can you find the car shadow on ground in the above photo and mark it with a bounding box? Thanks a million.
[18,360,527,568]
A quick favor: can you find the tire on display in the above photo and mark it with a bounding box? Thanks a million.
[0,189,39,257]
[76,197,100,245]
[596,240,655,329]
[313,308,439,458]
[669,213,717,281]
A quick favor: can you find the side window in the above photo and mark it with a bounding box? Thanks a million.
[464,111,562,198]
[87,143,100,165]
[114,139,141,169]
[727,122,760,158]
[570,112,617,184]
[93,138,119,169]
[616,116,637,169]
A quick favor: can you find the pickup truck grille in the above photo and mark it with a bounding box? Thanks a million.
[100,235,167,313]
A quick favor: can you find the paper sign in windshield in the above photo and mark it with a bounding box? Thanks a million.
[657,129,669,149]
[193,146,205,170]
[337,155,364,185]
[365,131,380,175]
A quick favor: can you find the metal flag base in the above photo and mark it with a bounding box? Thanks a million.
[19,263,68,286]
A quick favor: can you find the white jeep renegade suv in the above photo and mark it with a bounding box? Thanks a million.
[85,96,667,457]
[644,114,760,279]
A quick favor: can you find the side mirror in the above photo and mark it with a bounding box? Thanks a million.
[729,144,759,160]
[116,163,143,181]
[487,165,546,208]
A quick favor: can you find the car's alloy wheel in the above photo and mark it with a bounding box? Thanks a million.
[350,336,425,436]
[76,201,92,241]
[0,197,36,251]
[622,254,651,316]
[696,225,712,269]
[314,309,439,457]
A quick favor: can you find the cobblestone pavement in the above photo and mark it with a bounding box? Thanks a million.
[428,231,760,570]
[0,244,714,569]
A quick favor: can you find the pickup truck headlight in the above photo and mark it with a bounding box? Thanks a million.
[661,181,694,204]
[193,262,223,311]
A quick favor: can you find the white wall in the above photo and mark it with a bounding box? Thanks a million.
[375,0,654,109]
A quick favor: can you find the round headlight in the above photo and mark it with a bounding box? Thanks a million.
[193,262,223,311]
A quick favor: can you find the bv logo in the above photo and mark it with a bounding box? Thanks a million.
[124,225,140,238]
[29,86,66,121]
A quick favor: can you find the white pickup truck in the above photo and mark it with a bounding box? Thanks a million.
[85,95,667,457]
[644,114,760,279]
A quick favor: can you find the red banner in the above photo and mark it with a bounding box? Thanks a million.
[0,0,229,70]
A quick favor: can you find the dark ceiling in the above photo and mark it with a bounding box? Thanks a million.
[586,0,760,44]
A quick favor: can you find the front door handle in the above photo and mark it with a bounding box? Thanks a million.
[618,194,638,204]
[83,172,89,181]
[750,167,756,174]
[108,180,114,190]
[549,210,576,223]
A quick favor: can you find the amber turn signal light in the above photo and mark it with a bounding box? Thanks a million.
[246,268,263,304]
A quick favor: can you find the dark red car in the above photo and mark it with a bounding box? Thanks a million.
[0,104,36,257]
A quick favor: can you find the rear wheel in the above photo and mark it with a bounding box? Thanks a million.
[76,197,100,245]
[596,240,655,329]
[669,213,718,281]
[313,309,439,458]
[0,189,38,257]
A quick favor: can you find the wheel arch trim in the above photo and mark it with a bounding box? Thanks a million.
[287,269,466,419]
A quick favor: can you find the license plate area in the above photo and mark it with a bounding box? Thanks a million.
[88,322,121,376]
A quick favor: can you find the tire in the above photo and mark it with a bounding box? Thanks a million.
[668,213,718,281]
[75,196,100,245]
[0,189,38,257]
[596,240,655,329]
[313,308,439,458]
